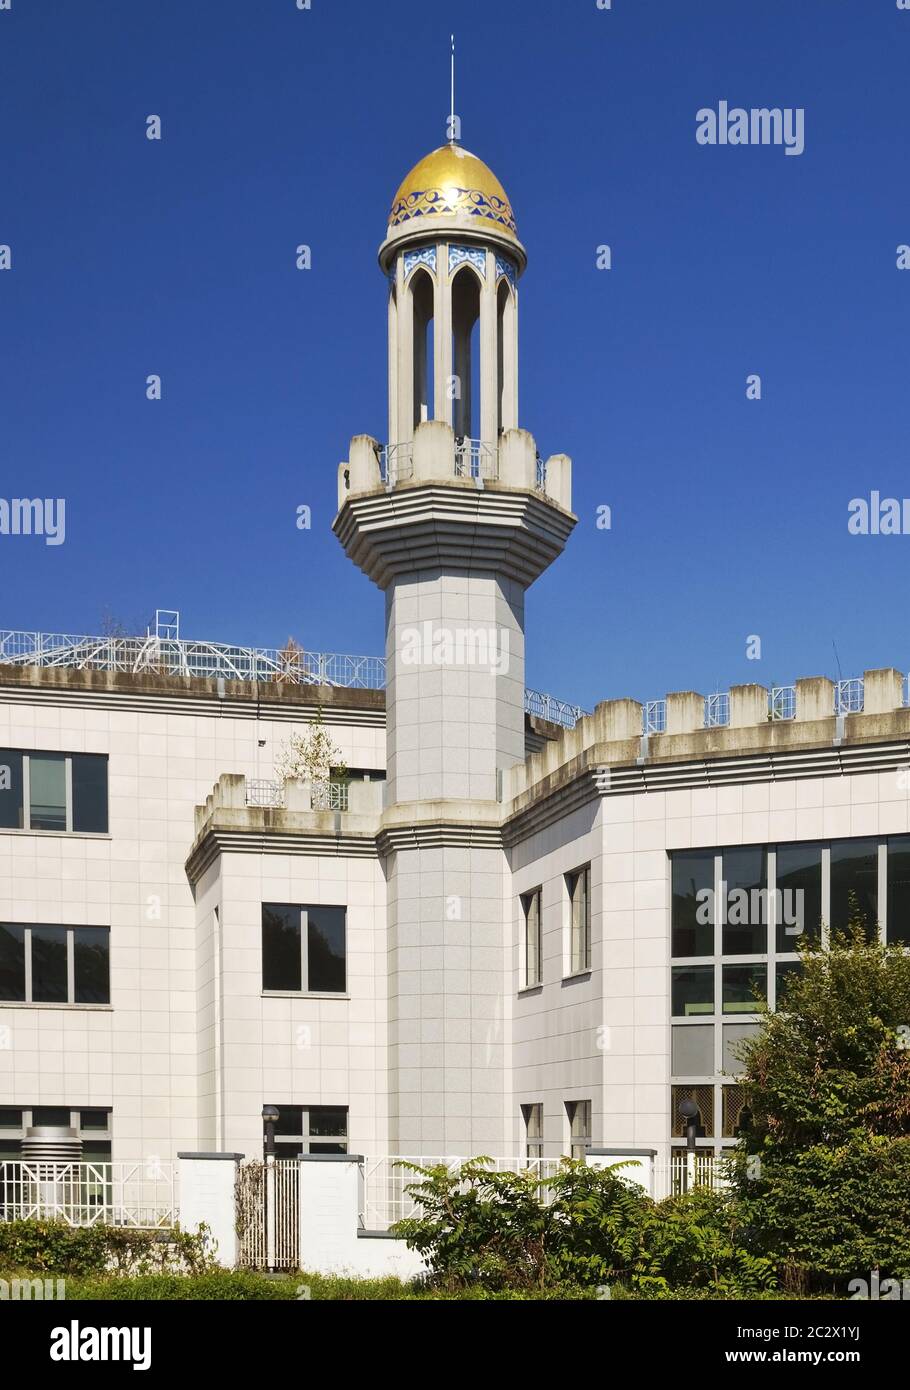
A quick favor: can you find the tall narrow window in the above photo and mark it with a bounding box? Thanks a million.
[521,888,542,987]
[775,842,822,949]
[450,266,480,440]
[721,847,767,954]
[411,269,434,427]
[567,866,591,974]
[672,850,715,956]
[0,751,24,829]
[522,1102,543,1160]
[29,755,66,831]
[830,839,878,937]
[565,1099,591,1159]
[886,837,910,945]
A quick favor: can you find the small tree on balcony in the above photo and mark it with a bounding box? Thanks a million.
[274,712,347,796]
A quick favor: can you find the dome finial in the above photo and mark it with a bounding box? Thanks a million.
[447,34,461,145]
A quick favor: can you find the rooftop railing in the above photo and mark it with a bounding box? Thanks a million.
[643,674,910,731]
[0,622,587,729]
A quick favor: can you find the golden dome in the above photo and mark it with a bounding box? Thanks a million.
[388,143,518,241]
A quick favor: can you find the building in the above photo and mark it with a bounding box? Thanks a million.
[1,136,909,1174]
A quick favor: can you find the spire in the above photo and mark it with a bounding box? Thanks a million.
[448,34,460,145]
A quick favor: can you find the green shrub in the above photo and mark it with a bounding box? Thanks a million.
[0,1220,215,1277]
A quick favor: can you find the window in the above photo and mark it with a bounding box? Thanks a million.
[0,750,108,834]
[0,926,109,1004]
[886,837,910,946]
[775,958,802,1007]
[672,850,714,956]
[0,1107,112,1160]
[566,866,591,974]
[671,1084,713,1139]
[722,1085,747,1138]
[830,838,878,937]
[775,842,822,949]
[721,847,767,954]
[265,1105,348,1160]
[521,889,542,987]
[671,965,714,1017]
[262,904,346,994]
[722,963,766,1015]
[565,1099,591,1160]
[522,1102,543,1160]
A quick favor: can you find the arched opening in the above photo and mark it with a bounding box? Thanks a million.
[496,279,516,435]
[410,269,434,428]
[451,266,481,440]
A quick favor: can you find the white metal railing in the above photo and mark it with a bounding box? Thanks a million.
[310,780,349,811]
[835,678,864,715]
[769,685,796,721]
[0,1162,177,1228]
[704,692,730,728]
[236,1160,299,1271]
[379,442,414,486]
[656,1153,731,1201]
[453,437,498,481]
[644,699,667,735]
[360,1156,563,1231]
[524,689,588,728]
[246,779,284,808]
[535,453,547,490]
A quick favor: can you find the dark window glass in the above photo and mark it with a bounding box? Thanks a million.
[33,1107,71,1126]
[775,843,822,950]
[886,837,910,946]
[672,851,714,956]
[79,1110,110,1131]
[262,905,301,991]
[671,965,714,1017]
[830,839,878,937]
[29,754,66,831]
[721,847,767,954]
[307,907,346,993]
[722,1085,747,1138]
[775,959,802,1008]
[722,963,766,1014]
[273,1106,304,1138]
[71,755,108,834]
[0,1110,22,1129]
[308,1106,347,1138]
[73,928,109,1003]
[0,925,25,1001]
[0,751,24,829]
[81,1141,113,1160]
[30,926,68,1002]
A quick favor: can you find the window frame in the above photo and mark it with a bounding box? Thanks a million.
[0,924,110,1006]
[565,1098,591,1160]
[263,1104,349,1158]
[0,750,109,835]
[566,864,592,976]
[520,887,542,988]
[261,903,347,997]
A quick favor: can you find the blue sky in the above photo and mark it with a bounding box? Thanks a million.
[1,0,908,712]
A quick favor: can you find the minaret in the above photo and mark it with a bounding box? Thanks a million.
[334,133,575,1154]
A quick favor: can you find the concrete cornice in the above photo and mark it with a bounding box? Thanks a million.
[333,483,576,590]
[377,799,504,854]
[0,664,385,726]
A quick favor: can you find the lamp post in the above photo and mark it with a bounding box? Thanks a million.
[678,1098,702,1193]
[261,1106,279,1272]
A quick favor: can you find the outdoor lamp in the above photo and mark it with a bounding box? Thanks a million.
[678,1098,701,1153]
[262,1104,279,1158]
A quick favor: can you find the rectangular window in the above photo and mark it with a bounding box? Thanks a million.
[567,866,591,974]
[886,837,910,946]
[672,850,715,956]
[29,755,66,831]
[521,889,542,987]
[0,751,24,829]
[722,963,766,1015]
[671,965,714,1017]
[721,847,767,954]
[0,925,110,1005]
[721,1085,747,1138]
[522,1102,543,1160]
[775,959,802,1009]
[565,1099,591,1160]
[262,904,346,994]
[266,1104,348,1159]
[830,838,878,937]
[0,1108,112,1161]
[671,1084,713,1139]
[775,842,822,949]
[0,751,108,834]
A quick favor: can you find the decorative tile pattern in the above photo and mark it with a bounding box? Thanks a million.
[402,246,437,278]
[495,256,517,288]
[448,245,486,278]
[390,185,517,236]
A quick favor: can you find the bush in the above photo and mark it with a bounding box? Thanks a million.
[0,1220,215,1277]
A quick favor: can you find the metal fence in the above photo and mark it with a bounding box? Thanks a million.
[236,1160,300,1270]
[360,1156,564,1231]
[0,1162,177,1228]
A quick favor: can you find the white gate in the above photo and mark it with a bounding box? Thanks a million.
[236,1160,299,1270]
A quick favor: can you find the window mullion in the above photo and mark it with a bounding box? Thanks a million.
[300,910,308,993]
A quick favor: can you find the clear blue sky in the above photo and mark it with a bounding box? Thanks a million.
[1,0,908,711]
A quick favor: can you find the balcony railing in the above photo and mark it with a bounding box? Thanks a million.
[454,437,498,481]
